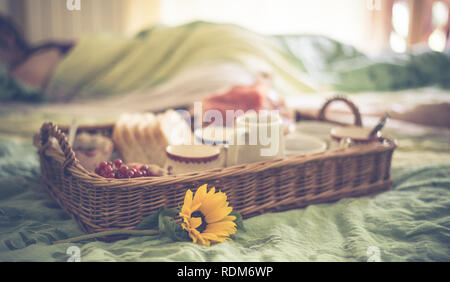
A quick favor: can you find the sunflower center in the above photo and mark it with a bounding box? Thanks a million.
[191,211,207,233]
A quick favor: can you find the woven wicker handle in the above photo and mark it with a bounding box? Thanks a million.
[318,95,362,126]
[40,122,77,170]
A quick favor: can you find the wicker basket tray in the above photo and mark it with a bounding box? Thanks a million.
[34,96,396,234]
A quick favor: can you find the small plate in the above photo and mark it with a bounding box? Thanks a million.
[295,121,335,141]
[166,145,220,161]
[285,133,327,156]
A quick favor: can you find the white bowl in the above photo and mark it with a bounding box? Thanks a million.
[194,126,234,145]
[295,121,335,141]
[284,133,327,156]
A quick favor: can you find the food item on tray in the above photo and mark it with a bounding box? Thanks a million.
[158,109,192,145]
[112,110,192,166]
[199,80,294,131]
[73,132,113,171]
[113,112,164,165]
[94,159,167,179]
[129,163,167,177]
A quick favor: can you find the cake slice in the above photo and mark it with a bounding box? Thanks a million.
[113,110,193,167]
[158,109,193,146]
[114,114,147,164]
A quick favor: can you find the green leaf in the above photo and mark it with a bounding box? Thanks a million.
[135,212,159,230]
[158,214,179,241]
[136,207,179,230]
[156,207,189,242]
[135,207,190,242]
[230,211,246,231]
[159,207,179,218]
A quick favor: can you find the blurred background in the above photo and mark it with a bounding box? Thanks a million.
[0,0,449,55]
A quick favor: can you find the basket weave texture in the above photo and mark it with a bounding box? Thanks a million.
[34,96,396,233]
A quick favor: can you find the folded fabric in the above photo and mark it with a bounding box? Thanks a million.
[45,22,315,102]
[276,34,450,92]
[5,22,449,104]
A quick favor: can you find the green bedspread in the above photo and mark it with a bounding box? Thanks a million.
[0,121,449,262]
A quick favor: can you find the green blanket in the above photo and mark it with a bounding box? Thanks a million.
[44,22,315,102]
[0,122,449,262]
[276,35,450,92]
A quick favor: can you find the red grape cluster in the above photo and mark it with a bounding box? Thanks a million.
[95,159,155,179]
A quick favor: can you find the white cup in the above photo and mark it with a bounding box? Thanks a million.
[194,126,233,168]
[165,145,222,174]
[226,111,285,166]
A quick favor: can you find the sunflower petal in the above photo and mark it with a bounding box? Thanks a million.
[202,233,227,243]
[206,187,215,197]
[190,203,201,213]
[182,189,193,212]
[221,215,236,222]
[196,233,209,246]
[200,192,228,214]
[193,184,208,206]
[205,206,233,223]
[204,221,236,231]
[190,217,202,229]
[204,223,237,235]
[189,231,198,244]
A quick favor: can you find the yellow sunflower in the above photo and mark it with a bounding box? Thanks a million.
[179,184,237,246]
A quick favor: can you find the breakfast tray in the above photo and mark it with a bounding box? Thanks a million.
[34,96,396,234]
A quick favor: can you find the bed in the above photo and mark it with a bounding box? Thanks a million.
[0,22,449,262]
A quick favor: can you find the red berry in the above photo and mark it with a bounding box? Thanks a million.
[130,164,140,171]
[104,165,114,174]
[114,159,123,169]
[119,166,129,175]
[127,170,135,178]
[139,166,149,176]
[99,161,108,169]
